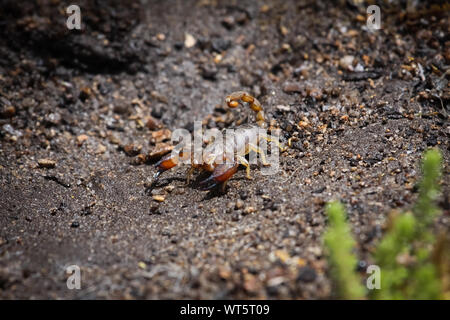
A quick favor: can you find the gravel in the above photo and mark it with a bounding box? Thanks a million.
[0,0,448,299]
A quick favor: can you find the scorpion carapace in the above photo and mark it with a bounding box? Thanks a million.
[151,91,285,191]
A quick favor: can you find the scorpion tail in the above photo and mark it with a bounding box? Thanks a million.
[225,91,267,128]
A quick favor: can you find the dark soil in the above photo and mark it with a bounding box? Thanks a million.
[0,0,448,299]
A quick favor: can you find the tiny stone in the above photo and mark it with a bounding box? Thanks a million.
[96,144,107,154]
[71,221,80,228]
[77,134,88,146]
[123,144,142,157]
[146,116,162,130]
[147,143,173,161]
[339,55,355,71]
[152,195,165,202]
[283,82,303,93]
[276,105,291,112]
[260,4,270,13]
[243,206,256,215]
[150,92,168,104]
[0,105,15,118]
[231,213,240,221]
[156,33,165,41]
[38,159,56,168]
[221,16,235,29]
[184,33,196,48]
[280,25,289,36]
[296,266,317,283]
[164,185,175,193]
[151,129,172,143]
[113,102,130,115]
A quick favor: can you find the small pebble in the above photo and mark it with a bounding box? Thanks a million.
[145,116,162,130]
[76,134,88,146]
[70,221,80,228]
[339,55,355,71]
[151,129,171,143]
[96,144,107,154]
[231,213,240,221]
[152,195,165,202]
[260,4,270,13]
[164,185,175,193]
[283,82,303,93]
[221,16,235,29]
[156,33,165,41]
[184,33,196,48]
[123,144,142,157]
[296,266,317,283]
[147,143,173,161]
[243,206,256,215]
[235,199,244,210]
[38,159,56,168]
[0,105,15,118]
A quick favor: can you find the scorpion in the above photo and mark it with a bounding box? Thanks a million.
[150,91,286,191]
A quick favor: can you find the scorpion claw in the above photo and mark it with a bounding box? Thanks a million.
[145,170,162,194]
[199,163,239,191]
[153,170,162,181]
[198,175,220,190]
[147,153,179,193]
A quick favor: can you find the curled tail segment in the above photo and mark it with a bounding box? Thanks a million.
[225,91,266,128]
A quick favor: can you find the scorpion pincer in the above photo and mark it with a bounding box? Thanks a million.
[150,91,286,191]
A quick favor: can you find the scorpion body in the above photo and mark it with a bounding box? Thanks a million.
[151,91,284,191]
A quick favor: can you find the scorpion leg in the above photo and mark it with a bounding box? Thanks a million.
[237,155,252,179]
[248,143,269,166]
[199,162,239,190]
[186,166,200,186]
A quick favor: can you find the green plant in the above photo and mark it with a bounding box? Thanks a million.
[373,149,443,299]
[323,149,444,300]
[413,148,442,236]
[371,209,442,299]
[324,201,365,299]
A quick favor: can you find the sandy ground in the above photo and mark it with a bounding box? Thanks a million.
[0,0,448,299]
